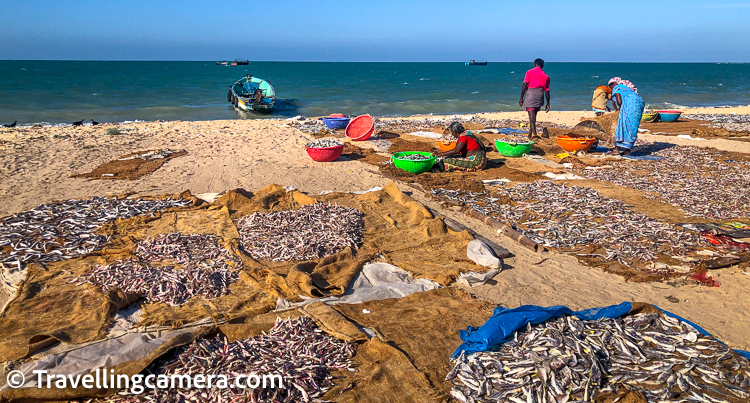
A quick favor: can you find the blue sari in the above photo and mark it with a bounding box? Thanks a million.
[613,84,645,150]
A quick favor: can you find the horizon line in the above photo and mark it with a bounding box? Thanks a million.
[2,60,749,64]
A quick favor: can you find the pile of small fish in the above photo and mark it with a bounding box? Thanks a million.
[72,234,241,306]
[287,118,336,135]
[495,136,532,145]
[448,312,750,403]
[0,197,190,271]
[305,138,343,148]
[117,149,179,161]
[86,317,358,403]
[683,113,750,132]
[433,181,703,270]
[581,145,750,219]
[396,153,433,161]
[237,203,364,262]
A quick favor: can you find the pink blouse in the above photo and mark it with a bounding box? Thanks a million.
[523,67,550,91]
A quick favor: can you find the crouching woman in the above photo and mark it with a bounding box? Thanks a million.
[434,122,487,172]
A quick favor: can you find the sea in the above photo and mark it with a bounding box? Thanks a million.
[1,61,749,124]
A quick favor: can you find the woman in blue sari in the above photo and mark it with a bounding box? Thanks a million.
[607,77,644,156]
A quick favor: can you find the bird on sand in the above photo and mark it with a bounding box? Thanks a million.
[3,120,18,128]
[91,119,99,125]
[71,120,84,126]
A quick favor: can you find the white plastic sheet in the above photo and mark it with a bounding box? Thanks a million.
[276,262,441,309]
[457,270,500,287]
[466,240,502,270]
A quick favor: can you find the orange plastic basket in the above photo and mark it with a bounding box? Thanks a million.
[557,135,596,152]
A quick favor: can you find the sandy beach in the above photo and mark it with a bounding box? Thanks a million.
[2,106,750,401]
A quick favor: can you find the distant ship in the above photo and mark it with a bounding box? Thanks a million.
[216,59,249,66]
[465,60,488,66]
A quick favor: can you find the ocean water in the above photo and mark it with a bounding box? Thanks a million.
[1,61,749,124]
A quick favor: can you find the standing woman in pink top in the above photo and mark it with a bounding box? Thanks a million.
[519,58,551,138]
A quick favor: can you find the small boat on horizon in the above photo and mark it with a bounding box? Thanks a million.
[227,74,276,112]
[216,59,249,66]
[465,60,488,66]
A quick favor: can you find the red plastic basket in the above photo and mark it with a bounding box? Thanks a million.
[306,144,344,162]
[345,115,374,141]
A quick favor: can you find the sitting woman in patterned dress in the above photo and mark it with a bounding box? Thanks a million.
[434,122,487,172]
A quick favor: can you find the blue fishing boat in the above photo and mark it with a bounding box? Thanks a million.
[465,60,488,66]
[227,75,276,112]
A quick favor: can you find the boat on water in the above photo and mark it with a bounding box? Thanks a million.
[216,59,249,66]
[465,60,488,66]
[227,75,276,112]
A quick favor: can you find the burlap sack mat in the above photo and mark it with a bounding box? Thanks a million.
[0,182,484,369]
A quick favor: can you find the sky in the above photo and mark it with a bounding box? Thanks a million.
[1,0,749,62]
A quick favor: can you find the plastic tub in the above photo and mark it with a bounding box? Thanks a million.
[437,140,457,151]
[392,151,435,174]
[323,117,350,130]
[557,135,597,152]
[658,110,682,122]
[345,115,375,141]
[495,139,534,157]
[306,144,344,162]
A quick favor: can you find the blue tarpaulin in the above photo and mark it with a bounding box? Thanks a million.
[453,302,750,359]
[496,128,528,135]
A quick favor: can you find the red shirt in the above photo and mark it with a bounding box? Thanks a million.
[457,134,480,157]
[523,67,550,91]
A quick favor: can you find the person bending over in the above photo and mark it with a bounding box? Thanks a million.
[434,122,487,172]
[607,77,644,156]
[592,84,612,116]
[519,58,551,139]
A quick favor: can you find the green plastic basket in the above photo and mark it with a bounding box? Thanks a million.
[495,139,534,157]
[392,151,436,174]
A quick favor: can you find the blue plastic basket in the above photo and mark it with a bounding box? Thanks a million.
[323,117,350,130]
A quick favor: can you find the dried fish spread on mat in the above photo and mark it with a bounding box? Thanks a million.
[0,197,190,270]
[237,203,364,262]
[581,145,750,220]
[71,234,241,306]
[448,312,750,403]
[82,317,357,403]
[682,113,750,132]
[433,181,703,271]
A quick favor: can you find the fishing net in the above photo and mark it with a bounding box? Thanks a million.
[71,149,187,180]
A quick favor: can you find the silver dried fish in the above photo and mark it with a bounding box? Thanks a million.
[448,312,750,403]
[79,317,357,403]
[71,233,241,306]
[236,203,364,262]
[305,139,343,148]
[0,197,190,271]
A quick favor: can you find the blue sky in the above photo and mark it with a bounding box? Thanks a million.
[1,0,749,61]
